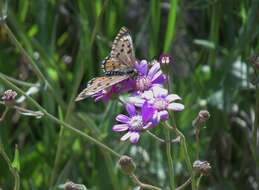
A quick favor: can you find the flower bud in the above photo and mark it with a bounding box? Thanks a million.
[193,160,211,175]
[118,155,136,175]
[159,54,172,65]
[192,110,210,127]
[60,181,87,190]
[1,89,17,106]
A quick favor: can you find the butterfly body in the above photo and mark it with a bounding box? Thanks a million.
[75,27,136,102]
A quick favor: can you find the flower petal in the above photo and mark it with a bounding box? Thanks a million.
[135,60,148,75]
[151,71,166,84]
[112,124,129,132]
[142,90,154,100]
[130,132,140,143]
[148,61,160,79]
[158,110,169,121]
[129,96,145,107]
[152,111,160,126]
[126,103,136,116]
[152,86,168,98]
[167,103,185,111]
[166,94,181,102]
[120,131,131,141]
[116,114,130,123]
[141,102,155,123]
[143,122,152,129]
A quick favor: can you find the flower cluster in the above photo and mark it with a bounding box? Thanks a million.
[1,89,17,102]
[92,55,184,143]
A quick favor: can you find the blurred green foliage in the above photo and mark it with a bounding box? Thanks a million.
[0,0,258,190]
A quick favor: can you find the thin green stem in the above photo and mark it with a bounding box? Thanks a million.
[0,143,20,190]
[195,128,200,160]
[165,122,195,190]
[147,130,165,143]
[176,177,191,190]
[0,72,121,158]
[0,107,9,122]
[0,74,36,87]
[130,174,162,190]
[196,174,203,189]
[254,70,259,183]
[163,126,175,190]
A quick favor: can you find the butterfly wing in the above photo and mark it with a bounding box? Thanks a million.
[102,27,136,75]
[75,75,129,101]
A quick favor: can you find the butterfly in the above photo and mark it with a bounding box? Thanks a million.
[75,27,137,102]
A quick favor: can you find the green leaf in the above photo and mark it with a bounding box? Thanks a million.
[193,39,215,50]
[163,0,178,53]
[11,145,20,172]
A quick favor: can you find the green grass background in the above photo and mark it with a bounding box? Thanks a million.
[0,0,258,189]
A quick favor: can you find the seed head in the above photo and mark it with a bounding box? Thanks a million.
[193,160,211,175]
[192,110,210,127]
[61,181,87,190]
[118,155,136,175]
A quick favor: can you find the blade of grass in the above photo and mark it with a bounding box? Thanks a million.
[163,0,178,53]
[208,1,221,65]
[149,0,161,58]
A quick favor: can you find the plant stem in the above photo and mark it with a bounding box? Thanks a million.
[147,130,165,143]
[130,174,162,190]
[0,74,36,87]
[163,126,175,190]
[176,177,191,190]
[254,70,259,184]
[0,107,9,122]
[0,143,20,190]
[0,72,121,158]
[196,174,203,189]
[195,127,200,160]
[165,122,195,190]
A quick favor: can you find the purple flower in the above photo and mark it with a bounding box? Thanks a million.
[129,85,184,124]
[92,79,135,102]
[112,103,154,143]
[134,60,166,92]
